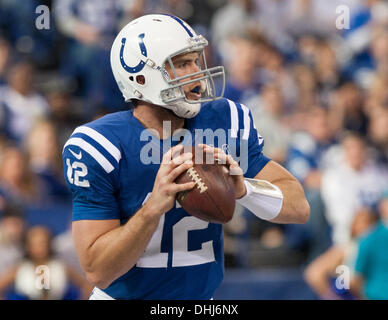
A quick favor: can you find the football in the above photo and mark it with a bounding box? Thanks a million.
[175,146,236,224]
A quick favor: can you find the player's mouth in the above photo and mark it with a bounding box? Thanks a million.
[186,85,202,100]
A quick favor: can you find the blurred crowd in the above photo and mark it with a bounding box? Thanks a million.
[0,0,387,300]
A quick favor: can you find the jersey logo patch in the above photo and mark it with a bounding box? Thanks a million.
[69,149,82,160]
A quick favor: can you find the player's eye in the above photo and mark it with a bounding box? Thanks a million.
[177,62,188,68]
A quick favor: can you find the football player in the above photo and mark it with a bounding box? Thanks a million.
[62,14,310,300]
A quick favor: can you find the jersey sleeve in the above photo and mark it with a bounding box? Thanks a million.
[62,125,121,221]
[226,100,271,178]
[245,107,271,178]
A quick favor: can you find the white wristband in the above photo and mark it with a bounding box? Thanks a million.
[236,178,283,221]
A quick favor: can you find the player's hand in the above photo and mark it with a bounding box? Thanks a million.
[145,144,196,217]
[199,144,247,199]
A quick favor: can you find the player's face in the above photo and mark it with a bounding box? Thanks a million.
[165,52,203,101]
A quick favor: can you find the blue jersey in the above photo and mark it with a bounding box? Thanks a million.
[62,98,270,299]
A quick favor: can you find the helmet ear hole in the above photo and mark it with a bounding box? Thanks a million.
[136,75,145,85]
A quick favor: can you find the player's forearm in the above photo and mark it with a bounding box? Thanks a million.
[269,178,310,224]
[83,206,161,289]
[250,161,310,224]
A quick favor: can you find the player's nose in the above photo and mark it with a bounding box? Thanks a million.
[189,63,203,81]
[188,63,200,76]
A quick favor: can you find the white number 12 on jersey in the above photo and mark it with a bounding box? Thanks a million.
[136,194,215,268]
[66,158,90,187]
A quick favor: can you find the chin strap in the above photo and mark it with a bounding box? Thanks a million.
[172,81,206,118]
[167,100,201,119]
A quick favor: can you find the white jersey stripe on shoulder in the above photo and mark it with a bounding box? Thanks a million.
[227,100,239,138]
[240,103,250,140]
[64,137,115,173]
[73,126,121,163]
